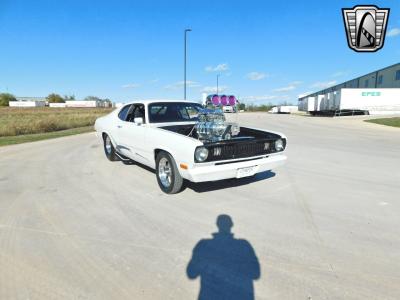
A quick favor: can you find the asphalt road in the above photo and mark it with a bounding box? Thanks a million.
[0,113,399,300]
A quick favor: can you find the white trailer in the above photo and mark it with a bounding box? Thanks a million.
[278,105,298,113]
[299,96,315,112]
[306,97,315,112]
[49,103,66,108]
[9,101,45,108]
[335,88,400,114]
[314,95,324,111]
[269,106,279,113]
[65,100,99,108]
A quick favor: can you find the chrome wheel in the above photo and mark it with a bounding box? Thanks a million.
[105,136,112,155]
[158,157,172,188]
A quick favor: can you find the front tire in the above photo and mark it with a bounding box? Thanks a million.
[156,151,183,194]
[103,134,118,161]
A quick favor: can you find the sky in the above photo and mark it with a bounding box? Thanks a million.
[0,0,400,104]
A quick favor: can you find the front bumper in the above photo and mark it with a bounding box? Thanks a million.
[183,154,286,182]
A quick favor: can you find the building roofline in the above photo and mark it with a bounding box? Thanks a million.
[299,62,400,100]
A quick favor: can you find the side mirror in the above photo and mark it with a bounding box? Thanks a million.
[134,117,143,125]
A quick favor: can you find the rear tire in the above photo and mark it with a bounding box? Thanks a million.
[103,134,118,161]
[156,151,183,194]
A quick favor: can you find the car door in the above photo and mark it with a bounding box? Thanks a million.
[117,103,148,164]
[111,104,132,157]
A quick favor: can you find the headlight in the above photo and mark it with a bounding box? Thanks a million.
[275,139,284,151]
[195,147,209,162]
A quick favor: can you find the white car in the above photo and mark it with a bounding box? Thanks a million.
[223,106,234,113]
[95,100,287,194]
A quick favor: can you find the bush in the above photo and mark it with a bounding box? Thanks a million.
[0,93,16,106]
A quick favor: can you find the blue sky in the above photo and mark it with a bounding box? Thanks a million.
[0,0,399,104]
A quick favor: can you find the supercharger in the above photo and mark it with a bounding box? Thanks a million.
[194,108,240,142]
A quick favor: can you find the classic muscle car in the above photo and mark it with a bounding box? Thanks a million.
[94,100,287,194]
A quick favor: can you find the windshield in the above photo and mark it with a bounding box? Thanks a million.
[148,102,203,123]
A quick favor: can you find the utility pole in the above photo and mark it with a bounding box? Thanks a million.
[184,28,192,100]
[217,74,220,95]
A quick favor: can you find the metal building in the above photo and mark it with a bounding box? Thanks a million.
[299,63,400,115]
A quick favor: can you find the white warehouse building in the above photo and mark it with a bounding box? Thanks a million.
[9,97,47,108]
[299,63,400,116]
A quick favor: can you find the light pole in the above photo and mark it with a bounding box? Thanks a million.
[216,74,220,95]
[184,28,192,100]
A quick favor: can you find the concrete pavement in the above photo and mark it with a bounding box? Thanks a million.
[0,113,399,299]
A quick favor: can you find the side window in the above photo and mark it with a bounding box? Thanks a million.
[118,105,131,121]
[364,79,369,87]
[127,104,146,123]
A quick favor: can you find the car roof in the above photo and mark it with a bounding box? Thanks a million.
[123,99,201,105]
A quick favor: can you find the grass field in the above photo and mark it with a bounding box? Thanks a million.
[0,107,113,146]
[365,117,400,128]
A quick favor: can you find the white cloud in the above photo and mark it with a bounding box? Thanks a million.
[149,78,159,83]
[243,94,291,103]
[121,83,141,89]
[274,85,296,92]
[164,81,200,90]
[273,81,302,92]
[310,80,337,89]
[205,63,229,72]
[244,95,279,101]
[298,91,313,98]
[332,70,350,77]
[387,28,400,37]
[202,85,228,93]
[246,72,267,81]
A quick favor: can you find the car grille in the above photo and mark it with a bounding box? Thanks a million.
[204,139,282,162]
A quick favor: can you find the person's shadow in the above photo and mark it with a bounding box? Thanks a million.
[187,215,260,300]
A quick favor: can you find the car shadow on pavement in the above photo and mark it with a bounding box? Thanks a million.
[187,214,260,300]
[123,160,156,173]
[184,170,276,193]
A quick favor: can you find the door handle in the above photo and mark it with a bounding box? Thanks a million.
[117,125,122,128]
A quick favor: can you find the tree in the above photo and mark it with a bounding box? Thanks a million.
[238,103,246,111]
[64,95,75,100]
[0,93,16,106]
[84,96,102,101]
[46,93,65,103]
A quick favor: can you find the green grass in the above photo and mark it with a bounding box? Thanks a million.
[0,126,95,146]
[365,117,400,128]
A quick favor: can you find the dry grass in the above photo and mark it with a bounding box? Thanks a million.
[0,107,113,137]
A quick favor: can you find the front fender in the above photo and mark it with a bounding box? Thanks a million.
[146,127,203,174]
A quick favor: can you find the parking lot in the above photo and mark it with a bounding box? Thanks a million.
[0,113,399,299]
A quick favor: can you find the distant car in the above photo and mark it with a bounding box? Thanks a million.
[223,106,234,113]
[95,100,287,194]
